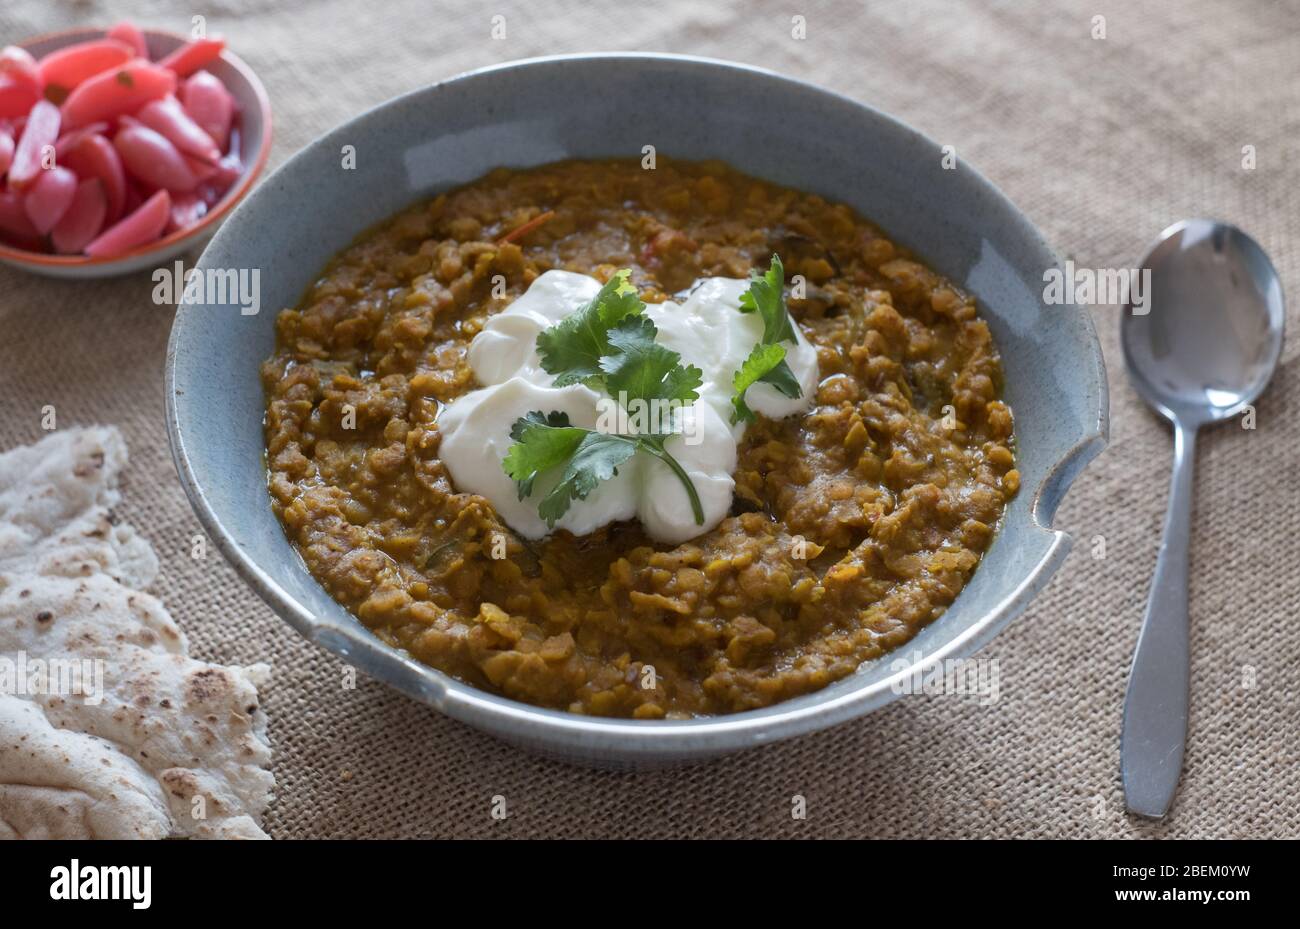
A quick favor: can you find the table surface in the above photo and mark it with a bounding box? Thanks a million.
[2,0,1296,838]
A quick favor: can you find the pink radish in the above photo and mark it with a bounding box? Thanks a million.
[184,153,218,183]
[61,61,175,130]
[137,96,219,161]
[61,132,127,221]
[113,123,196,191]
[180,70,232,150]
[53,120,109,158]
[8,99,60,188]
[167,192,207,233]
[107,22,149,59]
[0,189,42,249]
[196,149,242,206]
[38,39,135,93]
[121,180,143,217]
[201,151,244,198]
[85,187,170,257]
[51,177,107,253]
[0,130,13,176]
[157,37,225,78]
[0,46,42,95]
[21,164,77,233]
[0,75,39,120]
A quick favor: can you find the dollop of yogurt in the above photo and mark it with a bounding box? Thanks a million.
[438,270,819,543]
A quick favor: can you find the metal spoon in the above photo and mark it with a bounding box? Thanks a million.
[1119,219,1285,818]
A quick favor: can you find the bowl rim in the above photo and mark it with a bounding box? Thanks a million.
[0,26,273,268]
[166,51,1108,759]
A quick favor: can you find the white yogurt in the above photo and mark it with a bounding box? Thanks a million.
[439,270,819,543]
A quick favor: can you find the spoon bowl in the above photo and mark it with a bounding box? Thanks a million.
[1122,219,1285,426]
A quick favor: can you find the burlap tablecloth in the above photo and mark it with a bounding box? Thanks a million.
[2,0,1296,839]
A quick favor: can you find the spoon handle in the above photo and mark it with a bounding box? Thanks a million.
[1121,419,1196,818]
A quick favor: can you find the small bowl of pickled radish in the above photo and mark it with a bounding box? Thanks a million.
[0,23,271,278]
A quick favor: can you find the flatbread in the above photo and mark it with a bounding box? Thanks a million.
[0,427,274,839]
[0,426,157,588]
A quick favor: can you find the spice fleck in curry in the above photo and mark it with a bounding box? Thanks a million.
[262,159,1017,718]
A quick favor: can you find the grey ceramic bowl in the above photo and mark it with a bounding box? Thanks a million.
[167,53,1107,767]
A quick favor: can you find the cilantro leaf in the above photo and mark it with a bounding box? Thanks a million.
[730,253,803,424]
[536,432,638,528]
[599,316,703,427]
[738,253,797,344]
[504,413,640,527]
[731,342,801,423]
[502,411,588,499]
[536,270,644,386]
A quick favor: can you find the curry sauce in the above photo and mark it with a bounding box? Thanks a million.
[262,159,1017,718]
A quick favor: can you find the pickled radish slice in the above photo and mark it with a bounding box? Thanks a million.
[184,154,218,183]
[157,37,225,78]
[120,180,143,217]
[137,96,219,161]
[0,47,42,95]
[0,189,41,248]
[196,146,242,206]
[113,123,196,191]
[107,22,149,59]
[61,61,175,130]
[85,187,169,257]
[0,131,12,176]
[0,75,40,121]
[53,120,109,158]
[180,70,232,150]
[61,132,127,221]
[22,164,77,233]
[167,191,207,233]
[51,177,107,253]
[38,39,134,93]
[8,99,60,188]
[211,149,243,187]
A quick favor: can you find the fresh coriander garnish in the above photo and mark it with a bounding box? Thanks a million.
[599,316,703,411]
[503,273,706,529]
[503,411,639,528]
[730,253,803,423]
[536,270,645,386]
